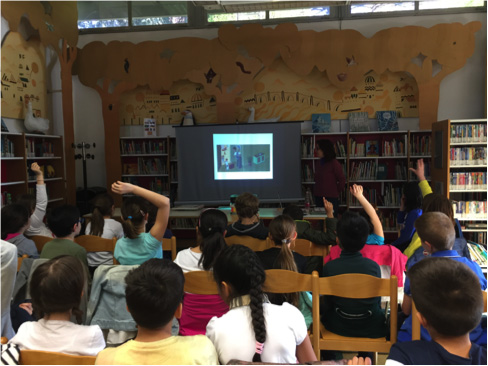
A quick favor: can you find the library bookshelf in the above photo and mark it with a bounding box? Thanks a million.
[1,133,66,206]
[301,130,431,241]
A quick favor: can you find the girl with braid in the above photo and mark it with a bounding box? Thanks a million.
[206,245,316,364]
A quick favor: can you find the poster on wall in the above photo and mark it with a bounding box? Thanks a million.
[144,118,156,136]
[1,32,47,119]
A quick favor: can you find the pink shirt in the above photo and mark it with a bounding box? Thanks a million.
[313,159,346,198]
[179,293,228,336]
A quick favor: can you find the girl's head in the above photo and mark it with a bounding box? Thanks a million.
[89,193,115,237]
[422,193,455,228]
[316,139,336,162]
[1,203,30,239]
[30,255,84,324]
[197,209,228,270]
[403,182,422,212]
[16,194,36,216]
[213,245,266,362]
[121,196,149,239]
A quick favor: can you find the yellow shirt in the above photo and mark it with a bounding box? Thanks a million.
[95,335,218,365]
[403,180,432,258]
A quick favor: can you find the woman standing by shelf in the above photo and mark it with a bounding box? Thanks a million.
[313,139,345,216]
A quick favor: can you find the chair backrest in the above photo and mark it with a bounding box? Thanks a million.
[28,235,53,253]
[292,239,329,257]
[184,270,220,295]
[225,235,270,251]
[162,236,177,261]
[263,269,316,294]
[17,254,29,272]
[20,350,96,365]
[411,290,488,341]
[312,274,398,351]
[74,235,118,265]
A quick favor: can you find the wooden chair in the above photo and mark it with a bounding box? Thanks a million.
[225,235,270,252]
[17,254,29,271]
[74,235,118,265]
[20,350,96,365]
[312,274,398,361]
[28,235,53,253]
[292,239,330,257]
[411,290,488,341]
[162,236,177,261]
[184,270,220,295]
[263,269,317,295]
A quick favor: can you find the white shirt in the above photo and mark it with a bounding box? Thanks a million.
[86,219,124,266]
[206,302,307,364]
[174,247,202,273]
[24,184,52,237]
[10,319,105,356]
[1,241,17,339]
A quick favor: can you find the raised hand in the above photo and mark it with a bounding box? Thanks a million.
[111,181,135,195]
[408,158,426,181]
[323,198,334,217]
[31,162,43,176]
[349,184,364,198]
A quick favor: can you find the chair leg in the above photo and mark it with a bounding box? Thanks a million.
[373,352,378,365]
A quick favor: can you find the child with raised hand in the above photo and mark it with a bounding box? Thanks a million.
[174,209,229,335]
[391,182,422,252]
[206,244,316,364]
[95,259,218,365]
[350,184,384,245]
[111,181,170,265]
[1,204,38,257]
[17,162,52,237]
[387,257,486,365]
[9,255,105,355]
[86,193,124,272]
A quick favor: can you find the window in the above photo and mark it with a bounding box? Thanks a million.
[207,11,266,23]
[131,1,188,26]
[351,2,415,14]
[77,1,129,29]
[269,7,330,19]
[419,0,485,10]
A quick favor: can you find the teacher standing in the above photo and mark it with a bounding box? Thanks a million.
[313,139,346,216]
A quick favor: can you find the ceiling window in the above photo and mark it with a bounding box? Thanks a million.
[77,1,129,29]
[351,2,415,14]
[207,11,266,22]
[269,6,330,19]
[131,1,188,26]
[419,0,485,10]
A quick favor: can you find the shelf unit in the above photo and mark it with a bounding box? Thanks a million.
[1,133,66,206]
[301,130,432,240]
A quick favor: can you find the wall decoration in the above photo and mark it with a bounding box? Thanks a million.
[312,114,331,133]
[1,32,47,119]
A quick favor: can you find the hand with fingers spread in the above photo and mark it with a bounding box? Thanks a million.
[349,184,364,199]
[409,158,426,181]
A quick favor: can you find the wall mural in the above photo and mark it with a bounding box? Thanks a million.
[1,32,47,119]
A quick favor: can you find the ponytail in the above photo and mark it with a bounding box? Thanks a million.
[197,209,228,270]
[89,193,115,237]
[89,207,104,237]
[121,197,147,239]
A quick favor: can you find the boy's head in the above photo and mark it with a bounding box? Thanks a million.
[408,257,483,338]
[235,192,259,219]
[414,212,455,252]
[47,205,81,238]
[336,211,369,252]
[16,194,36,215]
[283,205,304,221]
[125,258,184,329]
[1,203,30,239]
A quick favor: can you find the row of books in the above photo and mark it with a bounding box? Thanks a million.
[122,176,169,195]
[26,138,55,157]
[378,211,398,231]
[383,137,407,156]
[349,187,379,206]
[1,136,15,157]
[123,158,167,175]
[381,183,403,207]
[466,232,487,246]
[350,161,377,180]
[302,164,314,182]
[120,140,167,155]
[349,139,366,157]
[410,135,431,156]
[450,172,486,190]
[453,200,487,219]
[467,242,487,267]
[301,138,314,158]
[449,147,486,166]
[450,123,487,143]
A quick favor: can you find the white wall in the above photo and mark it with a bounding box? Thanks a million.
[4,12,486,188]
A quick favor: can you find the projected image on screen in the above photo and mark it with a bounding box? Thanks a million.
[214,134,273,180]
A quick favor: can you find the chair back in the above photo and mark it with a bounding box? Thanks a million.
[292,239,329,257]
[20,350,96,365]
[162,236,177,261]
[263,269,316,294]
[17,254,29,272]
[28,235,53,253]
[225,235,269,251]
[74,235,117,265]
[184,270,220,295]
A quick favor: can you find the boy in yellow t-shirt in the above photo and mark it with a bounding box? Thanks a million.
[95,259,218,365]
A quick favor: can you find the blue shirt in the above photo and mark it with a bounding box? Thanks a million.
[114,232,162,265]
[399,250,487,345]
[391,209,422,248]
[366,233,384,245]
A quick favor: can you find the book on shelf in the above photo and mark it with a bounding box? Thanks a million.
[366,140,379,156]
[144,118,157,137]
[453,200,487,219]
[25,138,55,157]
[377,163,387,180]
[311,114,331,133]
[1,136,15,157]
[467,242,487,267]
[349,139,365,157]
[120,139,167,155]
[410,135,431,156]
[381,183,402,207]
[302,164,314,182]
[383,136,406,156]
[301,138,314,158]
[449,146,487,166]
[450,172,486,190]
[350,160,376,180]
[450,123,487,143]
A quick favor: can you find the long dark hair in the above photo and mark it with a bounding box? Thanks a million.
[121,196,148,239]
[403,182,422,212]
[89,193,114,237]
[316,139,336,162]
[197,209,228,270]
[213,245,266,362]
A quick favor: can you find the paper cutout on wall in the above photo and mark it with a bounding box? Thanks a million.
[1,32,47,119]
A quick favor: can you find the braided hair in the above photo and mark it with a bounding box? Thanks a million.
[197,209,228,270]
[213,244,267,362]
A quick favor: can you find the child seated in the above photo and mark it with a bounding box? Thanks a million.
[322,211,387,338]
[351,184,384,245]
[9,256,105,355]
[95,259,218,365]
[86,193,124,272]
[387,257,487,365]
[1,204,38,257]
[17,162,53,237]
[206,244,316,364]
[225,192,268,240]
[41,205,88,269]
[398,212,487,345]
[111,181,170,265]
